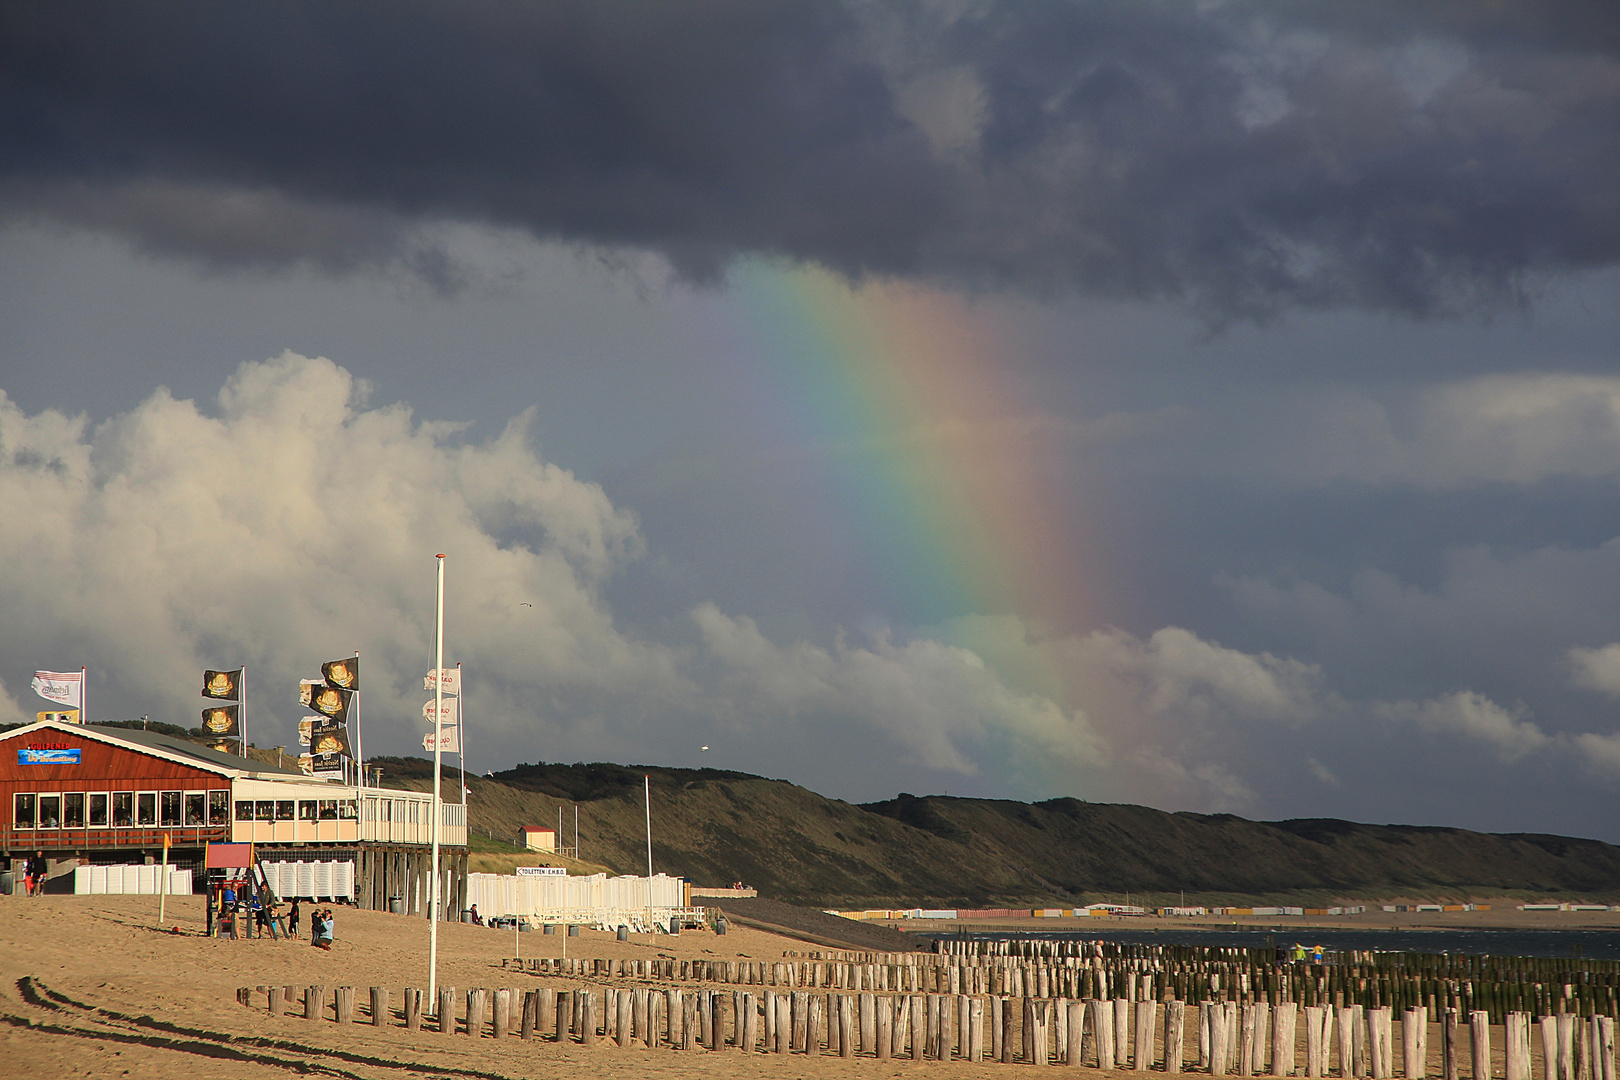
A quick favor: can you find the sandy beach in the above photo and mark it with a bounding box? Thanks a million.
[1,891,1598,1079]
[0,892,985,1079]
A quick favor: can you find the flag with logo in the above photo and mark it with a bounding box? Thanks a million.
[202,668,242,700]
[321,656,359,691]
[307,684,351,722]
[297,716,314,746]
[424,667,460,694]
[423,727,461,753]
[200,704,240,736]
[422,697,458,725]
[32,670,83,709]
[308,722,351,758]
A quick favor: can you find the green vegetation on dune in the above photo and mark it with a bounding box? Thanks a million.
[370,756,1620,908]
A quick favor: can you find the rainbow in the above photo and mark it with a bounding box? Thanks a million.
[722,262,1096,634]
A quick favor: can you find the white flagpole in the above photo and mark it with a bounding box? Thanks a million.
[456,662,466,804]
[81,665,87,724]
[240,665,247,758]
[429,554,446,999]
[352,652,363,789]
[644,774,654,933]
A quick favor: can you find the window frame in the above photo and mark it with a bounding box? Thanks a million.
[13,793,35,829]
[112,791,134,828]
[159,790,182,828]
[63,792,86,829]
[38,793,61,829]
[88,792,109,827]
[183,792,206,827]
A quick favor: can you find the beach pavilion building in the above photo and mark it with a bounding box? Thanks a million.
[0,719,467,914]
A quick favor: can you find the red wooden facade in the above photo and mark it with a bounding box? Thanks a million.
[1,726,231,854]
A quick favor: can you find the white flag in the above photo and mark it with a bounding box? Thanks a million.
[424,667,460,694]
[32,670,83,709]
[423,727,460,753]
[422,697,458,725]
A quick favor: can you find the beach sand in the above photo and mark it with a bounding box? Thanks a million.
[0,892,1570,1079]
[0,892,980,1079]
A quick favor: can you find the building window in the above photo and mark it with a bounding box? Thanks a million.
[88,793,108,827]
[298,800,316,821]
[339,799,358,820]
[208,791,229,826]
[113,792,134,827]
[38,794,61,829]
[13,793,34,828]
[255,800,274,822]
[234,800,254,822]
[275,800,294,821]
[136,793,156,826]
[63,793,85,829]
[160,791,181,827]
[318,800,338,820]
[184,793,206,826]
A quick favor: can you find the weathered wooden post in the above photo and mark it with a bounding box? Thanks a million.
[1406,1008,1430,1080]
[1371,1008,1394,1080]
[1095,998,1118,1070]
[808,994,824,1056]
[492,989,510,1039]
[877,995,894,1059]
[572,990,591,1047]
[992,996,1005,1061]
[1340,1005,1360,1078]
[1307,1006,1325,1077]
[1167,1000,1186,1074]
[1031,999,1051,1066]
[617,989,633,1048]
[742,993,759,1052]
[1275,1002,1299,1078]
[776,993,791,1054]
[335,986,354,1024]
[1558,1015,1575,1080]
[913,994,927,1061]
[437,987,455,1034]
[306,985,326,1021]
[1464,1010,1490,1080]
[681,991,698,1050]
[1137,998,1158,1071]
[519,990,536,1039]
[839,995,855,1058]
[1214,1003,1233,1077]
[266,986,283,1016]
[403,987,421,1031]
[556,989,573,1043]
[1443,1010,1461,1080]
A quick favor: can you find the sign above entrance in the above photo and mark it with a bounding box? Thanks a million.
[19,745,80,765]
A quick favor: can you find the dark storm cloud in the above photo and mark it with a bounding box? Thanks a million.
[2,1,1617,316]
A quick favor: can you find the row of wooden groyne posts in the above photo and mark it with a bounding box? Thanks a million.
[234,939,1620,1076]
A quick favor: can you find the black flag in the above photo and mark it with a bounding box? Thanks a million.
[321,656,359,691]
[202,668,242,700]
[308,722,351,758]
[307,683,351,723]
[200,704,240,736]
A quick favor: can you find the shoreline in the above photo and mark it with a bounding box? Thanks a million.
[882,907,1620,934]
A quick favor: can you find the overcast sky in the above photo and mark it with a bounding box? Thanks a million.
[4,1,1620,837]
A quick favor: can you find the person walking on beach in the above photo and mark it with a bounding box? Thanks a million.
[288,898,301,938]
[26,852,46,896]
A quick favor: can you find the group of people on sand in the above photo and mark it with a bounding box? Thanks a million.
[19,851,48,896]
